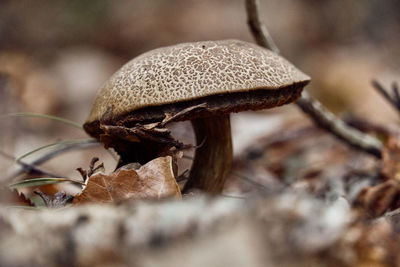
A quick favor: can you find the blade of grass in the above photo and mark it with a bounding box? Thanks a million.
[221,194,247,199]
[4,112,83,130]
[16,138,96,161]
[0,150,62,179]
[3,139,117,183]
[6,206,40,210]
[182,154,271,193]
[230,170,271,193]
[9,177,85,189]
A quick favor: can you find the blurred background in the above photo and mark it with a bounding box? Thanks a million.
[0,0,399,190]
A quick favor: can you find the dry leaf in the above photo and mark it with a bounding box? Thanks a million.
[73,156,181,204]
[0,186,34,206]
[11,190,34,206]
[381,136,400,181]
[354,179,400,218]
[335,217,400,266]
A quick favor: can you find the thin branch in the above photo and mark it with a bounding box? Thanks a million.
[296,92,382,157]
[245,0,279,53]
[392,82,400,107]
[245,0,383,158]
[372,80,400,113]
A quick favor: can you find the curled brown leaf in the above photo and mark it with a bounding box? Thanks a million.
[73,156,181,204]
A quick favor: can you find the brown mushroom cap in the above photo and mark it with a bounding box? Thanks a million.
[84,39,310,136]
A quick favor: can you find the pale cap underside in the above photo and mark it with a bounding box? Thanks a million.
[86,39,310,123]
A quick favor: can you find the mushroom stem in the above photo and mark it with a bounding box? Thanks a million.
[183,114,233,193]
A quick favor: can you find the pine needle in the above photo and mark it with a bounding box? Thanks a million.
[9,177,85,189]
[4,112,83,130]
[16,138,95,161]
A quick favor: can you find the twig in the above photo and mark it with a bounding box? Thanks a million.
[372,80,400,113]
[245,0,279,53]
[296,92,382,157]
[245,0,383,158]
[392,82,400,106]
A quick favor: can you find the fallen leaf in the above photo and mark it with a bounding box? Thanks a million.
[354,179,400,218]
[73,156,181,204]
[381,136,400,181]
[335,217,400,266]
[10,190,35,206]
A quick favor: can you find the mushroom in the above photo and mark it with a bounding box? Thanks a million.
[83,39,310,193]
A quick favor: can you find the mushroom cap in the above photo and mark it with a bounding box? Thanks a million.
[84,40,310,135]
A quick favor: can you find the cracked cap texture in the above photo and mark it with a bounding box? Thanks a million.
[86,39,310,123]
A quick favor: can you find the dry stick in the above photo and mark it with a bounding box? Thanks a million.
[245,0,383,158]
[245,0,279,54]
[296,92,382,157]
[392,82,400,107]
[372,80,400,113]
